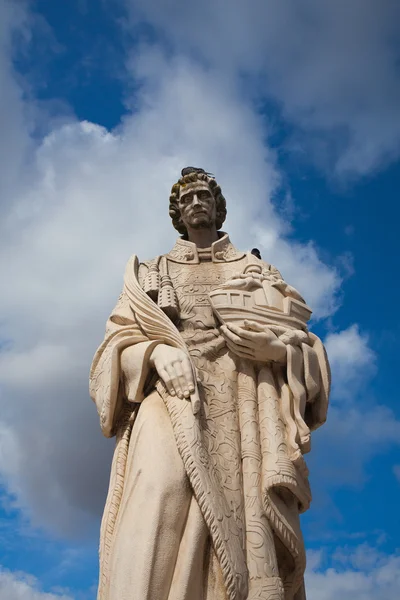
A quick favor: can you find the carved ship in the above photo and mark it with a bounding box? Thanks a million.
[209,279,312,331]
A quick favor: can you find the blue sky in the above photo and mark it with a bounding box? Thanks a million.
[0,0,400,598]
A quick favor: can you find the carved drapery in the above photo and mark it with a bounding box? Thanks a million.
[90,238,330,600]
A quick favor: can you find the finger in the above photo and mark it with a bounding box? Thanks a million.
[221,323,242,342]
[228,322,273,344]
[226,324,259,346]
[221,324,237,345]
[227,343,254,360]
[244,321,279,343]
[158,367,176,396]
[166,364,183,399]
[173,360,190,398]
[221,324,237,342]
[243,320,265,332]
[181,357,195,393]
[225,340,255,360]
[226,323,248,337]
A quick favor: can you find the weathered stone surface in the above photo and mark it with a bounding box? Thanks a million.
[89,168,330,600]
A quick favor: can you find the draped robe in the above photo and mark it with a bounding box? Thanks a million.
[89,234,330,600]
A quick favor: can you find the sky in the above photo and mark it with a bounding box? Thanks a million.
[0,0,399,598]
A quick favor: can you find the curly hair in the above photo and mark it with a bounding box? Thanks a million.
[169,171,227,236]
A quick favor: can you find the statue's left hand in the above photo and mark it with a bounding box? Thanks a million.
[220,320,287,363]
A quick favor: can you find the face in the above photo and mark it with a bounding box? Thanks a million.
[178,182,216,231]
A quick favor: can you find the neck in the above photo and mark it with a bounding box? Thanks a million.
[186,226,219,248]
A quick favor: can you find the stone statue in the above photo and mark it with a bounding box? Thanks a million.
[89,167,330,600]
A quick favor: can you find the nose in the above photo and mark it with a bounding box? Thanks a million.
[192,194,201,206]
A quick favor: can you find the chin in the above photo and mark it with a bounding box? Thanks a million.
[188,217,213,229]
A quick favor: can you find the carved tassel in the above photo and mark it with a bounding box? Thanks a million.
[142,258,160,301]
[158,256,179,323]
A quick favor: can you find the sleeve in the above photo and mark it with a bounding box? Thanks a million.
[257,261,330,451]
[89,265,161,438]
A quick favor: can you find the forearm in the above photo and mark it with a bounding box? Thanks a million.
[120,340,161,403]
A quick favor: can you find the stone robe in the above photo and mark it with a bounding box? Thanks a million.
[89,234,330,600]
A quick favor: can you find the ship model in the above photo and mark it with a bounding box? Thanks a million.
[209,261,312,332]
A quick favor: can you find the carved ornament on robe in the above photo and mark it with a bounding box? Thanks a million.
[90,233,330,600]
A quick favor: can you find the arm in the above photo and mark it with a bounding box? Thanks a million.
[221,320,287,363]
[219,260,288,364]
[218,258,330,452]
[90,261,197,436]
[89,288,159,437]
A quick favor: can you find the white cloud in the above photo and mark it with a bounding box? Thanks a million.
[307,325,399,490]
[0,567,72,600]
[125,0,400,177]
[0,6,343,536]
[306,545,400,600]
[0,0,397,547]
[0,0,397,543]
[311,404,400,488]
[324,324,376,398]
[0,0,33,202]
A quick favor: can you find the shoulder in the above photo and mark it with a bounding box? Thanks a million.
[126,254,164,289]
[124,254,160,273]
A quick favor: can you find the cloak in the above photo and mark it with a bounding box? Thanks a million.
[90,236,330,600]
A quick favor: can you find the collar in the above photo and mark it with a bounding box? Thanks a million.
[167,232,245,264]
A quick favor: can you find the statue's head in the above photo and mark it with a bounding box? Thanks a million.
[169,167,227,237]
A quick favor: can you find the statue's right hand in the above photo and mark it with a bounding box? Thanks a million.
[150,344,195,400]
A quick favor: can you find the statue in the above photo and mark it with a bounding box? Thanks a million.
[89,167,330,600]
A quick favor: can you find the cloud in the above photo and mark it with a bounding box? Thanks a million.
[306,544,400,600]
[0,7,342,536]
[125,0,400,177]
[0,0,33,203]
[0,567,72,600]
[324,324,376,398]
[307,325,400,494]
[0,0,397,549]
[311,404,400,489]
